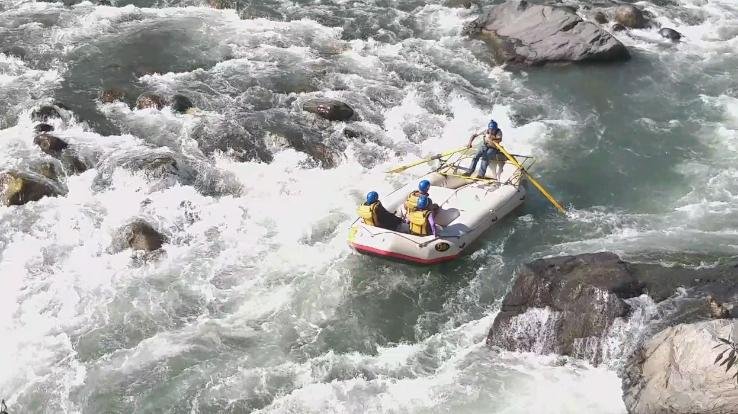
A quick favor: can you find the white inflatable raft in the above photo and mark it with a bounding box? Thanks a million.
[348,158,528,265]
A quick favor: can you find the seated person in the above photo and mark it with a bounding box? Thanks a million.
[403,179,439,215]
[357,191,402,230]
[407,195,438,237]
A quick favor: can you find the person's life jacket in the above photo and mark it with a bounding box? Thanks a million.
[483,128,502,148]
[357,201,379,226]
[408,209,432,236]
[405,190,434,214]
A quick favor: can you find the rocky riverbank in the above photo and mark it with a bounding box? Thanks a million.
[486,252,738,412]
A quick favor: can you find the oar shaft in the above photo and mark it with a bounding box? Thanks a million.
[387,146,469,174]
[492,142,566,214]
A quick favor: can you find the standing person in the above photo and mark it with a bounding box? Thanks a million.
[407,195,438,237]
[357,191,402,230]
[462,119,505,181]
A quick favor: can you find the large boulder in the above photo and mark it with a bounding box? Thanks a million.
[0,171,62,206]
[463,0,629,65]
[302,99,355,121]
[120,220,167,251]
[614,5,648,29]
[486,252,640,364]
[622,320,738,414]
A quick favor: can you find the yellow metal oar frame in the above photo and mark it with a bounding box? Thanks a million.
[386,146,469,174]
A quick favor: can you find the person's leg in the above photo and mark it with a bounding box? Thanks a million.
[478,148,495,177]
[463,148,484,176]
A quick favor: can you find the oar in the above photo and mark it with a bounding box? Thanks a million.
[491,142,566,214]
[386,146,469,174]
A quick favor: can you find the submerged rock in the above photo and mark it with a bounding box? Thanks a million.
[593,10,608,24]
[34,123,54,134]
[31,105,63,123]
[462,0,629,65]
[614,5,648,29]
[622,320,738,414]
[34,133,69,156]
[2,46,26,60]
[171,94,194,114]
[708,296,731,319]
[302,98,355,121]
[135,93,167,110]
[611,23,626,32]
[0,171,61,206]
[486,252,638,364]
[99,88,126,104]
[120,220,167,251]
[659,27,682,41]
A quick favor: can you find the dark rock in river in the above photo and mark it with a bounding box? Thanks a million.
[208,0,232,9]
[302,98,355,121]
[614,5,648,29]
[34,123,54,134]
[121,220,167,251]
[135,93,167,110]
[34,134,69,156]
[611,23,626,32]
[486,252,637,363]
[99,88,126,104]
[2,46,26,60]
[462,0,629,65]
[31,105,63,123]
[487,252,738,364]
[622,320,738,414]
[0,171,62,206]
[593,10,608,24]
[658,27,682,41]
[707,296,731,319]
[444,0,474,9]
[171,94,194,114]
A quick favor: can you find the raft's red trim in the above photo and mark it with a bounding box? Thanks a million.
[350,242,458,265]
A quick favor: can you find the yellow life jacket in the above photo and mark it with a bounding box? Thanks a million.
[408,209,432,236]
[405,190,434,214]
[357,202,379,226]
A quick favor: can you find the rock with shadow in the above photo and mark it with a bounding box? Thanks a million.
[0,170,65,206]
[462,0,629,66]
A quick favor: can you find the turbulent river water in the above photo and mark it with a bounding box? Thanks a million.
[1,0,737,412]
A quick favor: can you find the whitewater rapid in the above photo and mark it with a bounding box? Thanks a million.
[1,0,738,412]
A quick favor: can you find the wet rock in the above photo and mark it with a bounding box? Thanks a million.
[208,0,232,9]
[60,151,89,174]
[33,133,68,156]
[659,27,682,41]
[0,171,61,206]
[445,0,474,8]
[31,105,62,123]
[486,252,637,364]
[593,10,608,24]
[34,123,54,134]
[2,46,26,60]
[622,320,738,414]
[171,94,194,114]
[121,220,167,251]
[97,0,111,4]
[302,98,355,121]
[611,23,626,32]
[614,5,648,29]
[99,88,126,104]
[463,0,629,66]
[708,296,731,319]
[135,93,167,110]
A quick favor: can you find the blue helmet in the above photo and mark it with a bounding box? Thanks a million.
[488,119,498,130]
[418,179,430,193]
[416,194,429,210]
[366,191,378,204]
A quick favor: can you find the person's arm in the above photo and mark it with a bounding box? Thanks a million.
[428,214,437,237]
[467,132,479,148]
